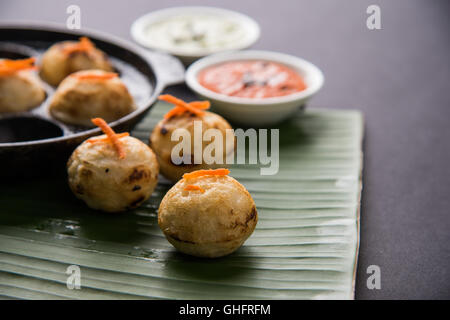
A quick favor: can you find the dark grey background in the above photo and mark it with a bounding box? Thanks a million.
[1,0,449,299]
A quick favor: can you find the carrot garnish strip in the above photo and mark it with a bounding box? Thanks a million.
[63,37,95,55]
[163,105,191,120]
[158,94,210,119]
[0,58,37,76]
[91,118,127,159]
[75,72,118,80]
[184,185,205,193]
[87,132,129,144]
[183,168,230,180]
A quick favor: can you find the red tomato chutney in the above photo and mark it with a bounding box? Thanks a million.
[197,60,307,99]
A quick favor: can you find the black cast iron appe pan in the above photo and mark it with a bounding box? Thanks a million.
[0,23,185,177]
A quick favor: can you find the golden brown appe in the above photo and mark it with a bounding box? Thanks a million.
[49,70,136,126]
[40,40,113,86]
[149,111,234,182]
[158,174,257,258]
[0,70,46,113]
[67,135,159,212]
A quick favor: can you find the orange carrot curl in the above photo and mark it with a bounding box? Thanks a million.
[90,118,127,159]
[87,132,129,144]
[63,37,95,55]
[184,185,205,193]
[183,168,230,180]
[0,58,37,76]
[75,72,118,81]
[158,94,210,120]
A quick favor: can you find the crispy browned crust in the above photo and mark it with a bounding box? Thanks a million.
[0,70,46,112]
[49,70,136,126]
[67,135,159,212]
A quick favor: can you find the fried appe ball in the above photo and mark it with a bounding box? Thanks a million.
[40,37,113,86]
[158,170,258,258]
[150,109,234,182]
[49,70,136,127]
[0,58,46,113]
[68,134,159,212]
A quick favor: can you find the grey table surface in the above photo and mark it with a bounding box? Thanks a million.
[0,0,449,300]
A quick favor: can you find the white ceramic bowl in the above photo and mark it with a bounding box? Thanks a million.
[185,50,324,126]
[131,6,260,65]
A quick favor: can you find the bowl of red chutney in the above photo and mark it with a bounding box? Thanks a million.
[185,50,324,126]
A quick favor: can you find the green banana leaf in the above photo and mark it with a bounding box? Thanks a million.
[0,102,363,299]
